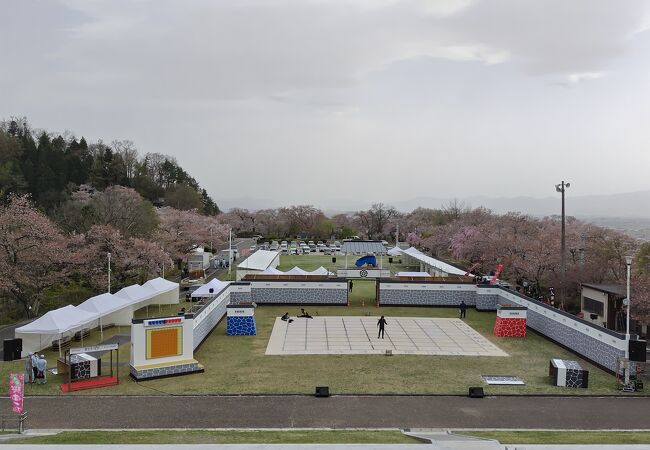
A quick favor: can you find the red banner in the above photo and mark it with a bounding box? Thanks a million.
[490,264,504,285]
[8,373,24,414]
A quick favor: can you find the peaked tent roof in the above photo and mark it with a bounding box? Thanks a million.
[237,250,280,271]
[401,247,466,275]
[310,266,331,275]
[78,293,133,316]
[191,278,230,297]
[387,246,404,256]
[285,267,309,275]
[16,305,98,334]
[143,277,179,293]
[258,267,285,275]
[113,284,157,306]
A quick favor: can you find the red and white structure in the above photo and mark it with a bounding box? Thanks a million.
[493,304,527,337]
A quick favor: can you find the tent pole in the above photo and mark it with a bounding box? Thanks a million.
[59,335,62,358]
[100,317,104,341]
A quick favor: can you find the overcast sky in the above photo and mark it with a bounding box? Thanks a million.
[2,0,650,209]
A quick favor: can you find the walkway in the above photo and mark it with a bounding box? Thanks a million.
[2,395,649,430]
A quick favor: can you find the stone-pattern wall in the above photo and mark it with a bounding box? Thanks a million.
[230,291,251,304]
[475,293,500,311]
[130,361,203,380]
[379,288,475,306]
[525,307,624,372]
[227,316,257,335]
[251,287,347,305]
[192,294,229,349]
[493,317,527,337]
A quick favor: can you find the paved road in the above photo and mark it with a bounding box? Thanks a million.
[2,395,649,430]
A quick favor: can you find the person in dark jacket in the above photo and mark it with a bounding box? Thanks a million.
[377,315,387,339]
[459,301,467,319]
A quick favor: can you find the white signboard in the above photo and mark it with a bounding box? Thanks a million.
[337,269,391,278]
[227,308,254,317]
[70,343,119,355]
[497,309,527,319]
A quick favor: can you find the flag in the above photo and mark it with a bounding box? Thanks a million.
[9,373,24,414]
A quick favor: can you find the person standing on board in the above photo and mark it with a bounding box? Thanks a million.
[377,315,388,339]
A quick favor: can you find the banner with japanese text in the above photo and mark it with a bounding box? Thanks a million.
[9,373,24,414]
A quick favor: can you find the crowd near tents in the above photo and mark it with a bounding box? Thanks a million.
[15,278,179,357]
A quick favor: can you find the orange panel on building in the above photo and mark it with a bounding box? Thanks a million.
[149,328,181,358]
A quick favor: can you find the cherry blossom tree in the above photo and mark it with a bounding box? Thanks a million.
[155,207,229,263]
[0,194,75,316]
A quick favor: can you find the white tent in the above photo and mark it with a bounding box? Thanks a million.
[114,284,157,309]
[309,266,332,276]
[15,305,99,357]
[285,267,309,275]
[78,293,134,329]
[143,277,180,305]
[387,246,404,256]
[401,247,466,276]
[191,278,230,298]
[258,267,285,275]
[397,271,432,277]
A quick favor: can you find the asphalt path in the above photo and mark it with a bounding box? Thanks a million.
[1,395,648,430]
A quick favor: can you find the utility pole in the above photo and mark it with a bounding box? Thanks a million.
[228,227,232,278]
[556,181,570,308]
[107,252,112,293]
[624,255,632,386]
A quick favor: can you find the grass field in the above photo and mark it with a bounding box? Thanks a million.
[457,430,650,445]
[4,430,420,445]
[0,254,625,396]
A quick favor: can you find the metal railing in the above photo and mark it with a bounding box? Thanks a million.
[0,412,27,433]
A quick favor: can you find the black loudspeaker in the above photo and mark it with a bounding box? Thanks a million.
[388,257,393,263]
[209,288,214,293]
[629,339,647,362]
[3,339,22,361]
[315,386,330,397]
[332,257,336,263]
[468,387,484,398]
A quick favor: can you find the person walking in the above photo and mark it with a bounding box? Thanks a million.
[25,353,34,384]
[36,354,47,385]
[349,281,354,293]
[377,315,387,339]
[30,352,39,383]
[459,301,467,319]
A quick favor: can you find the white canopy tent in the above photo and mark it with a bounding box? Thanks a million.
[309,266,332,276]
[143,277,180,305]
[401,247,466,276]
[78,293,134,338]
[191,278,230,298]
[258,267,285,275]
[15,305,99,357]
[387,246,404,256]
[285,267,309,275]
[114,284,157,309]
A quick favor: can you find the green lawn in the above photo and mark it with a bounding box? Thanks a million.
[0,255,624,396]
[4,430,419,445]
[457,431,650,445]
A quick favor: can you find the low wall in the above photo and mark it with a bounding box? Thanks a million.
[379,281,477,307]
[229,282,252,304]
[377,280,629,373]
[192,285,231,349]
[250,279,348,305]
[490,287,627,373]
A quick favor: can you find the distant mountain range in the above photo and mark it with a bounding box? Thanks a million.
[219,190,650,218]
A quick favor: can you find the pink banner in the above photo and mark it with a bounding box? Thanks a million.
[8,373,24,414]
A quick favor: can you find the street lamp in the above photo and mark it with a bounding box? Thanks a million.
[624,255,633,386]
[555,181,570,308]
[107,252,112,294]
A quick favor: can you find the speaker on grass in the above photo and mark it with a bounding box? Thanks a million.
[629,339,647,362]
[3,339,22,361]
[468,387,484,398]
[209,288,214,293]
[315,386,330,397]
[332,257,336,263]
[388,257,393,263]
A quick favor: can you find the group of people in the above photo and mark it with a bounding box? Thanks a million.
[281,308,313,323]
[24,353,48,385]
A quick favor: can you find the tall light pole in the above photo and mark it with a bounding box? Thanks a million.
[210,226,213,254]
[624,255,633,385]
[555,181,570,308]
[107,252,112,293]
